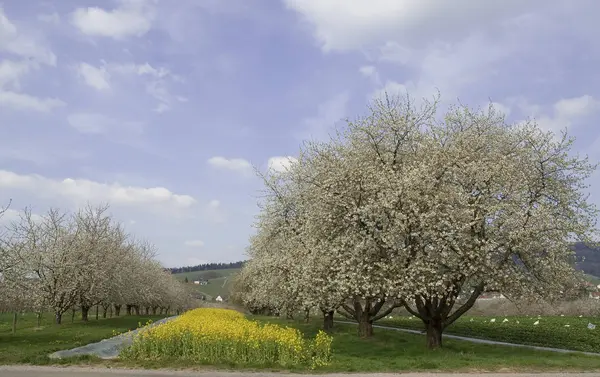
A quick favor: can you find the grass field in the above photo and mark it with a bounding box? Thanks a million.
[378,315,600,353]
[3,311,600,371]
[0,312,166,365]
[242,317,600,372]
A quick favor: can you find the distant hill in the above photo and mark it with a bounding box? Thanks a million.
[574,242,600,278]
[173,267,241,301]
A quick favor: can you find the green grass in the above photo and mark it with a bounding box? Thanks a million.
[3,311,600,372]
[247,317,600,372]
[378,315,600,353]
[0,312,166,365]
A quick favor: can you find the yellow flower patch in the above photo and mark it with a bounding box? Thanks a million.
[120,308,332,368]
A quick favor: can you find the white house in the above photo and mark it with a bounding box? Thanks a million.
[215,295,223,302]
[193,280,200,285]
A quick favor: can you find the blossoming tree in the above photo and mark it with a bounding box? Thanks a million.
[242,93,598,348]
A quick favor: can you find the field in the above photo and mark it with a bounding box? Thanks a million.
[379,315,600,353]
[2,309,600,371]
[251,317,600,372]
[0,312,166,365]
[173,268,239,300]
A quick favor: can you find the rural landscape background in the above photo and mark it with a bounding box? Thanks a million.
[2,0,600,375]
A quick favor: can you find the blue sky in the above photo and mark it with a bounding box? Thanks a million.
[1,0,599,267]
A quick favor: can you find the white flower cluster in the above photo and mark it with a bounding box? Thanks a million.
[0,204,192,323]
[237,94,599,339]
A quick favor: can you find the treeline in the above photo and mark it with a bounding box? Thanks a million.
[170,261,245,274]
[0,204,196,324]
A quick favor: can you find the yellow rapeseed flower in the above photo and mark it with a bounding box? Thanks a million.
[120,308,332,368]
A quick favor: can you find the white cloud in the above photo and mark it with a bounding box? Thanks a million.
[0,59,31,89]
[299,92,349,141]
[267,156,298,173]
[184,240,205,248]
[67,112,144,137]
[0,169,197,210]
[359,65,381,86]
[71,0,156,40]
[207,157,253,176]
[0,8,61,112]
[112,62,177,80]
[77,62,111,91]
[359,65,376,77]
[519,95,600,136]
[204,199,226,224]
[0,91,65,112]
[0,7,57,65]
[378,41,412,64]
[0,208,43,225]
[113,62,181,113]
[37,12,60,25]
[370,80,411,102]
[489,102,512,117]
[284,0,540,53]
[554,95,600,119]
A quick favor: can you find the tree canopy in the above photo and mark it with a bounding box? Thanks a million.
[237,93,599,348]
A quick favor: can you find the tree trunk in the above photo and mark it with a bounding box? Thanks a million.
[126,305,132,315]
[358,312,373,338]
[133,306,140,315]
[55,311,62,325]
[81,305,90,322]
[95,305,99,320]
[152,307,158,315]
[322,310,334,332]
[37,311,42,327]
[115,305,121,316]
[102,304,109,318]
[425,319,443,349]
[12,312,17,334]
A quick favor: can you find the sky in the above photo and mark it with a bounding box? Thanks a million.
[1,0,599,268]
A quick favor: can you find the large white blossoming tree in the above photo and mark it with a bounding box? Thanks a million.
[241,93,598,348]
